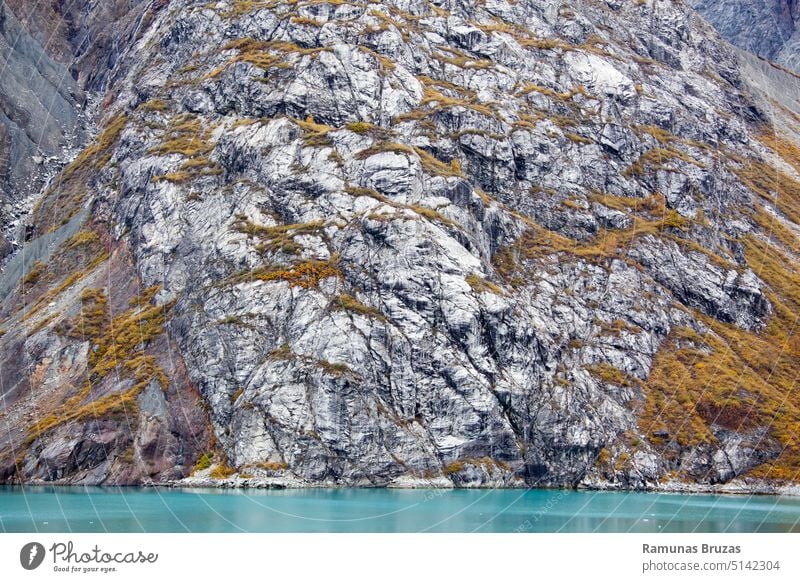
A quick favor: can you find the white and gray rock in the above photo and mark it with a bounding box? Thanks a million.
[0,0,798,491]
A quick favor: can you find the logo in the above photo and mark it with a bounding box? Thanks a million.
[20,542,46,570]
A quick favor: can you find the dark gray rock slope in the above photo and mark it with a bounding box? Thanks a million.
[690,0,800,72]
[0,0,150,259]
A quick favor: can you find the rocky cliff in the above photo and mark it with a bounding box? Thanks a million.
[690,0,800,73]
[1,0,800,490]
[0,0,151,260]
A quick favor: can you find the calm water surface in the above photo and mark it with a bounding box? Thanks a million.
[1,487,799,533]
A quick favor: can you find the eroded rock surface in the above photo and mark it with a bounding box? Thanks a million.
[2,0,800,489]
[690,0,800,72]
[0,0,151,259]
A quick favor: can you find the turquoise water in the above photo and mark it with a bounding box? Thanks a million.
[1,487,799,533]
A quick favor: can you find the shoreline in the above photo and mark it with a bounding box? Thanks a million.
[155,473,800,496]
[3,478,793,496]
[4,476,799,497]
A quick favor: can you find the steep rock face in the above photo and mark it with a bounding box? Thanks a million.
[0,2,82,257]
[690,0,800,72]
[2,0,800,489]
[0,0,151,260]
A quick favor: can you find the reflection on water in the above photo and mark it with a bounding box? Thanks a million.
[0,486,799,533]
